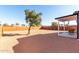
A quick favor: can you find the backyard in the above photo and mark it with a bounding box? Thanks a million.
[1,29,79,53]
[0,5,79,53]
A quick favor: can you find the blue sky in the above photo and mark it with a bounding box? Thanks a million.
[0,5,79,26]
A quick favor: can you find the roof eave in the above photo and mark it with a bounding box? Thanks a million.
[55,14,77,20]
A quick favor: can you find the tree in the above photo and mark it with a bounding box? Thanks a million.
[15,23,19,26]
[0,22,1,26]
[15,23,19,31]
[10,24,14,27]
[52,22,58,26]
[3,23,9,26]
[0,21,1,25]
[51,22,58,30]
[73,10,79,15]
[21,24,25,26]
[24,9,42,34]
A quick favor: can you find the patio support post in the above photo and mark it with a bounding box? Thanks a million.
[77,13,79,39]
[58,21,60,35]
[64,22,65,31]
[68,21,69,31]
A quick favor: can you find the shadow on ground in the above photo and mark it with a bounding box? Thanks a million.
[13,33,79,53]
[3,33,27,36]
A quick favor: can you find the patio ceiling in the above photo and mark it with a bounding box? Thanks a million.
[55,14,77,22]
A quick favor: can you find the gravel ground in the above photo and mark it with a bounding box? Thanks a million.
[0,30,79,53]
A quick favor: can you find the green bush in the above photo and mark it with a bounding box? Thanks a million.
[68,28,75,33]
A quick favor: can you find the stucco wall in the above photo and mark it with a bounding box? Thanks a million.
[0,26,41,32]
[40,26,77,31]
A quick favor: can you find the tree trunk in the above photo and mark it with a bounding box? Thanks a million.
[28,25,31,34]
[2,26,3,36]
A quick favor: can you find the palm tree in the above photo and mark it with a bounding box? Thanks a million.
[24,9,42,34]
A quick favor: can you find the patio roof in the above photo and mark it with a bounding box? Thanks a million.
[55,11,79,39]
[55,14,77,22]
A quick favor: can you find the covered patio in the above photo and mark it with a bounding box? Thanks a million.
[55,11,79,39]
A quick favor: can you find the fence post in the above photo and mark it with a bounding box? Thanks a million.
[0,26,2,37]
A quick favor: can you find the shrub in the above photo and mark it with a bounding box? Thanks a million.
[68,28,75,33]
[51,22,58,26]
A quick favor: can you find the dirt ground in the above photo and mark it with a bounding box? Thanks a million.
[0,30,79,53]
